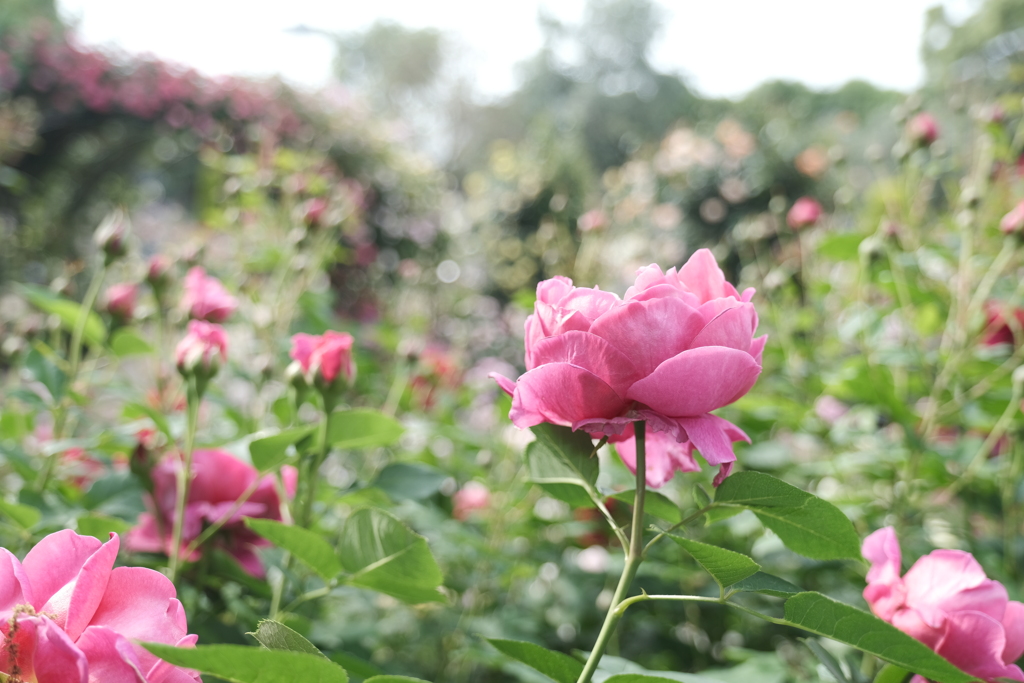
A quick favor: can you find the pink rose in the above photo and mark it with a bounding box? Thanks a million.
[786,197,822,230]
[181,266,237,323]
[290,331,356,385]
[0,530,200,683]
[492,249,764,487]
[577,209,607,233]
[1001,201,1024,235]
[175,320,228,374]
[127,449,298,578]
[452,482,490,520]
[908,112,939,147]
[104,282,137,320]
[983,301,1024,347]
[863,527,1024,683]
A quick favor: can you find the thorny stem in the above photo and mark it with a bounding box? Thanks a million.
[576,422,646,683]
[36,261,107,492]
[168,377,201,583]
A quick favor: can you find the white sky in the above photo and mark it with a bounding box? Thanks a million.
[57,0,980,100]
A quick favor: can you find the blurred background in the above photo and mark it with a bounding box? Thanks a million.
[8,0,1024,680]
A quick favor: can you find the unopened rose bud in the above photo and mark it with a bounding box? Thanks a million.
[786,197,822,230]
[302,197,329,229]
[175,320,228,384]
[907,112,939,147]
[104,282,137,321]
[93,209,129,264]
[146,254,173,289]
[1000,201,1024,236]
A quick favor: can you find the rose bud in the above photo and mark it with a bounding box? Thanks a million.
[907,112,939,147]
[289,330,356,388]
[146,254,173,288]
[93,208,130,264]
[786,197,822,230]
[175,320,228,382]
[104,282,137,321]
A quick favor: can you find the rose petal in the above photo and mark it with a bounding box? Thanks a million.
[614,426,699,488]
[76,626,148,683]
[1003,601,1024,665]
[509,364,627,428]
[626,346,761,416]
[0,615,89,683]
[22,529,104,610]
[677,249,742,302]
[0,548,34,615]
[589,297,705,376]
[146,634,201,683]
[689,303,758,351]
[935,610,1024,681]
[489,372,517,397]
[674,414,749,466]
[903,549,1007,623]
[289,333,320,371]
[529,331,641,396]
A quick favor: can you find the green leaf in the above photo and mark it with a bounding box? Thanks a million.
[0,499,41,529]
[250,427,315,472]
[373,463,447,501]
[245,518,342,581]
[873,665,911,683]
[730,571,801,598]
[20,284,107,347]
[76,513,129,539]
[329,652,383,680]
[817,233,864,261]
[25,348,66,402]
[364,678,433,683]
[611,490,682,524]
[340,508,445,604]
[802,638,850,683]
[604,676,700,683]
[781,592,976,683]
[109,329,154,356]
[487,638,583,683]
[250,620,326,658]
[337,487,393,508]
[526,423,599,507]
[669,535,760,589]
[142,643,348,683]
[714,472,861,561]
[594,656,726,683]
[327,409,404,449]
[123,402,172,440]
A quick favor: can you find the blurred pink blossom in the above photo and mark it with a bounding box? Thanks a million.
[181,267,237,323]
[907,112,939,147]
[786,197,822,230]
[1001,201,1024,235]
[127,449,297,578]
[863,527,1024,683]
[104,282,137,320]
[290,331,355,385]
[175,320,227,374]
[452,482,490,520]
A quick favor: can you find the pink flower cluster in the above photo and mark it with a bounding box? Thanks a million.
[863,527,1024,683]
[128,449,297,578]
[1,28,302,139]
[0,530,199,682]
[493,249,764,488]
[175,320,228,375]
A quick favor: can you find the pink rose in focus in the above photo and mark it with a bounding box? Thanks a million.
[452,481,490,520]
[1001,201,1024,236]
[127,449,298,578]
[786,197,822,230]
[290,331,356,385]
[175,320,228,374]
[491,249,764,488]
[0,530,200,683]
[907,112,939,147]
[863,527,1024,683]
[104,282,137,320]
[181,266,237,322]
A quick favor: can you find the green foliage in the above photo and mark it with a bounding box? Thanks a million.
[251,620,327,658]
[246,518,343,581]
[19,284,107,347]
[525,423,600,507]
[487,638,584,683]
[249,427,315,472]
[669,535,760,590]
[714,472,862,561]
[327,410,404,450]
[142,644,349,683]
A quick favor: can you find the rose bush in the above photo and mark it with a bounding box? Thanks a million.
[492,249,764,487]
[0,530,199,683]
[863,527,1024,683]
